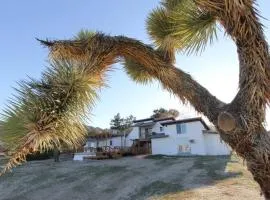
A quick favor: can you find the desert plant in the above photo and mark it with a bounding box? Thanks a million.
[0,59,106,174]
[1,0,270,199]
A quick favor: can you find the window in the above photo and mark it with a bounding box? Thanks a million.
[160,126,164,132]
[110,140,113,146]
[176,123,187,134]
[178,144,191,153]
[90,142,95,148]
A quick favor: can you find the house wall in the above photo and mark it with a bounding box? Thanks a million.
[157,121,207,155]
[111,136,132,147]
[152,137,191,155]
[128,120,173,140]
[151,137,175,155]
[85,138,110,148]
[152,122,163,133]
[85,136,132,149]
[203,134,231,155]
[125,138,133,147]
[111,136,122,147]
[84,119,231,156]
[86,141,96,148]
[152,121,231,156]
[98,139,110,147]
[128,127,139,140]
[139,126,153,139]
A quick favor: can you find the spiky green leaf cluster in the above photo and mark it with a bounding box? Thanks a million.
[0,60,105,173]
[147,0,218,55]
[74,29,96,40]
[123,58,153,84]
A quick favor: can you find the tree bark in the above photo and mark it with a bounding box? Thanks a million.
[198,0,270,198]
[53,147,60,162]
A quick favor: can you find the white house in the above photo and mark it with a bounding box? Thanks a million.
[81,116,230,157]
[128,117,230,156]
[74,128,132,160]
[151,117,230,155]
[84,128,133,150]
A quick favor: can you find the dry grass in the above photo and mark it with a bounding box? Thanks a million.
[0,154,263,200]
[150,155,262,200]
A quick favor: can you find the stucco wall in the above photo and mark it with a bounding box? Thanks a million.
[151,137,177,155]
[111,136,132,147]
[152,121,231,156]
[111,137,122,147]
[159,121,207,155]
[203,134,231,155]
[128,127,139,140]
[85,136,132,148]
[152,122,163,133]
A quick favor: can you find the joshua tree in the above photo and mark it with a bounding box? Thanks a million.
[1,0,270,198]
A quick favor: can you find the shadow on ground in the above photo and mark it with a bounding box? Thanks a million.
[0,154,261,200]
[129,155,242,200]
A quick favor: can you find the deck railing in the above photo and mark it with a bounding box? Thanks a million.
[84,146,131,154]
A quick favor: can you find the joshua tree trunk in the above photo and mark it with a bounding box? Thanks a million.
[39,0,270,198]
[218,117,270,199]
[53,147,60,162]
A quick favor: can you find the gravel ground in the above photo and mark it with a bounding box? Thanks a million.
[0,155,263,200]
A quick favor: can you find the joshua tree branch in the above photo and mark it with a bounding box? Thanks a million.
[38,34,225,123]
[198,0,270,126]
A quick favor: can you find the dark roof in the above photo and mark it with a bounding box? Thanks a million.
[131,139,151,142]
[153,117,175,122]
[150,134,169,139]
[133,122,156,127]
[133,117,175,124]
[110,127,119,130]
[88,133,125,139]
[202,130,218,134]
[133,118,153,123]
[161,117,210,130]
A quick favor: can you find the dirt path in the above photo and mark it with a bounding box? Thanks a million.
[0,155,263,200]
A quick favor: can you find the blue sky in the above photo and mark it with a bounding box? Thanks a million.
[0,1,270,128]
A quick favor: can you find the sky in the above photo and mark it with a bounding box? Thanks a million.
[0,1,270,129]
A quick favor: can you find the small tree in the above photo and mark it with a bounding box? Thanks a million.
[110,113,135,147]
[123,115,136,129]
[151,108,179,119]
[110,113,135,131]
[122,115,136,147]
[110,113,124,130]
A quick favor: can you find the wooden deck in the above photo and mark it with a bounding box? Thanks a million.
[82,142,151,160]
[130,139,151,155]
[83,146,125,160]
